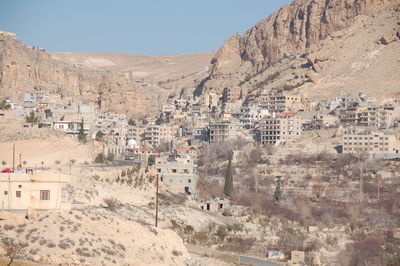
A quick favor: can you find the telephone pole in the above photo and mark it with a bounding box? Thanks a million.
[12,144,15,172]
[155,174,159,227]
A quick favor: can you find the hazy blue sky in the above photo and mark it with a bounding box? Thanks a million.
[0,0,291,55]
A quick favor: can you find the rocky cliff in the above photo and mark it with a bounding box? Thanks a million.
[0,32,212,117]
[203,0,400,97]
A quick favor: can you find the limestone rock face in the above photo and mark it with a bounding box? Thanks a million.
[204,0,397,93]
[0,34,152,115]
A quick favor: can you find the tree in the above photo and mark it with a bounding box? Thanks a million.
[25,111,39,124]
[106,153,115,162]
[2,238,27,266]
[95,131,105,141]
[147,155,155,166]
[0,99,11,110]
[128,118,136,126]
[273,176,282,203]
[155,114,164,125]
[77,118,87,143]
[94,153,106,163]
[223,152,234,197]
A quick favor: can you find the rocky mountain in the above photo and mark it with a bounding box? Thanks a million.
[203,0,400,101]
[0,32,213,117]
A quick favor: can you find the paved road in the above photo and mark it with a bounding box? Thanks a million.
[239,256,282,266]
[82,160,142,168]
[186,245,282,266]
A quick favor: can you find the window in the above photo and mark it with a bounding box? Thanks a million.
[172,169,177,173]
[40,190,50,200]
[18,185,22,188]
[188,179,191,183]
[4,191,7,195]
[157,169,161,173]
[16,191,21,198]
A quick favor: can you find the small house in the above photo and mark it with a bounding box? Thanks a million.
[0,172,71,210]
[199,197,230,212]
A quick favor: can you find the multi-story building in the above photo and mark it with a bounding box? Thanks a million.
[155,154,198,193]
[144,124,176,147]
[222,101,242,118]
[340,105,394,129]
[258,91,286,112]
[222,87,247,103]
[239,105,270,129]
[259,112,302,145]
[342,129,400,157]
[209,120,244,142]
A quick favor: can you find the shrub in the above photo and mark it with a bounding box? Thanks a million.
[104,198,121,212]
[172,250,182,256]
[191,231,208,245]
[94,153,106,163]
[222,236,256,253]
[216,225,228,241]
[3,224,15,231]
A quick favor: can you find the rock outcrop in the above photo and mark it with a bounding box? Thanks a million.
[0,32,212,117]
[203,0,398,93]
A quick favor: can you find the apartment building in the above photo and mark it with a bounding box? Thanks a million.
[258,91,286,112]
[340,105,395,129]
[155,154,198,193]
[222,87,247,103]
[222,101,242,118]
[144,124,176,147]
[239,105,270,129]
[342,129,400,156]
[209,120,244,142]
[259,112,302,145]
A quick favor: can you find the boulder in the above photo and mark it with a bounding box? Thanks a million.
[25,207,37,220]
[380,33,396,45]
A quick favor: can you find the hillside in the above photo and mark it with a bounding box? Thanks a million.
[202,0,400,102]
[0,32,213,117]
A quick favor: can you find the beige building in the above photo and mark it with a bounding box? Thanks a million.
[0,173,71,210]
[342,130,400,156]
[209,120,244,142]
[144,124,177,147]
[155,154,198,193]
[199,198,230,212]
[222,87,247,103]
[259,112,302,145]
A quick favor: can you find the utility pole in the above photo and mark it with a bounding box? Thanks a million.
[12,144,15,172]
[155,174,159,227]
[359,152,364,201]
[18,154,22,170]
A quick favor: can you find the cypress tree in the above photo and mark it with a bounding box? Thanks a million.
[273,176,282,203]
[223,152,234,197]
[78,118,87,143]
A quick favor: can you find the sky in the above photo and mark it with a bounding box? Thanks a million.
[0,0,291,55]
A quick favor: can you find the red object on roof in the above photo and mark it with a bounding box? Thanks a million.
[1,168,13,173]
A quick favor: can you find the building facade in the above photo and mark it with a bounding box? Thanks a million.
[0,173,71,210]
[155,154,198,193]
[259,112,302,145]
[342,129,400,156]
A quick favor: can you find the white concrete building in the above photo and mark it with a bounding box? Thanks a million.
[155,154,198,193]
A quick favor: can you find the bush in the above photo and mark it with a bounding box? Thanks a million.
[94,153,106,163]
[104,198,121,212]
[222,236,256,253]
[191,231,208,245]
[216,225,228,241]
